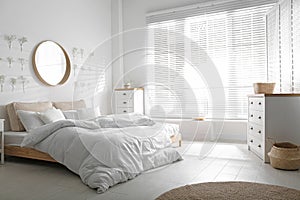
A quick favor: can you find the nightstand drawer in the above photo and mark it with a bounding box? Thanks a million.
[249,97,264,111]
[248,110,264,125]
[115,91,134,100]
[117,107,134,114]
[116,99,134,107]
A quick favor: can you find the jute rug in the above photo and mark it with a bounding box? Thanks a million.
[156,182,300,200]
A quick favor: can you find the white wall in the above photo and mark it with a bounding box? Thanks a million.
[0,0,112,113]
[111,0,124,89]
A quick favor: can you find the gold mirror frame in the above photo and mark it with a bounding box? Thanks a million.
[32,40,71,86]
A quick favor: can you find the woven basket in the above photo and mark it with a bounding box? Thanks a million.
[253,83,275,94]
[268,142,300,170]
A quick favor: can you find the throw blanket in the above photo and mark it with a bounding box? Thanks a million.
[21,119,182,193]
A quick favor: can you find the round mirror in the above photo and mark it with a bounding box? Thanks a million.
[32,41,71,86]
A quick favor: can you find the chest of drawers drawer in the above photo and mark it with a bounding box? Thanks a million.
[248,135,263,158]
[248,110,264,125]
[249,97,264,111]
[248,122,263,140]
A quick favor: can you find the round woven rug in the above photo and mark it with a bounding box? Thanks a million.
[156,182,300,200]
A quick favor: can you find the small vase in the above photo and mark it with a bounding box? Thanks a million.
[124,83,131,89]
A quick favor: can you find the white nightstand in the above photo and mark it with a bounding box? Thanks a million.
[114,88,144,114]
[0,119,4,164]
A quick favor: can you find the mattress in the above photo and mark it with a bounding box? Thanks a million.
[4,131,27,146]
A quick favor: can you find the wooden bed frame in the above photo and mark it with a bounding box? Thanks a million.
[4,134,181,163]
[4,145,57,162]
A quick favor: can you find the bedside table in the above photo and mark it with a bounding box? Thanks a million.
[0,119,4,164]
[114,88,144,114]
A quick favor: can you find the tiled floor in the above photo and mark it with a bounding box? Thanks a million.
[0,141,299,200]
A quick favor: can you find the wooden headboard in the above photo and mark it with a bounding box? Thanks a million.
[0,100,86,132]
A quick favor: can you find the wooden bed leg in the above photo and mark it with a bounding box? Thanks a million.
[178,134,182,147]
[170,134,182,147]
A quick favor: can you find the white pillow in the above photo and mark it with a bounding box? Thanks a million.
[17,110,45,131]
[38,109,66,124]
[77,108,97,120]
[63,110,79,120]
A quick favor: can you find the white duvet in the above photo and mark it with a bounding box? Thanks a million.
[21,115,182,193]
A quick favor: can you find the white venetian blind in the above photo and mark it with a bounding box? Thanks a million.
[293,0,300,92]
[280,0,292,92]
[267,5,280,90]
[267,0,300,93]
[146,0,275,119]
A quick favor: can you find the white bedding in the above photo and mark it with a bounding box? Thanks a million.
[21,115,182,193]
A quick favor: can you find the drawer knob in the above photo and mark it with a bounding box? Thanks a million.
[258,144,261,148]
[258,130,261,134]
[250,127,253,130]
[123,93,127,95]
[123,102,127,104]
[258,102,262,105]
[123,110,127,113]
[250,114,253,117]
[250,140,253,143]
[258,116,261,119]
[251,102,253,104]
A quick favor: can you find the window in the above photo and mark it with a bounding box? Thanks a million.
[146,1,275,119]
[267,0,300,93]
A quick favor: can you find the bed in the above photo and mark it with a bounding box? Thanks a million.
[0,101,182,193]
[4,129,181,163]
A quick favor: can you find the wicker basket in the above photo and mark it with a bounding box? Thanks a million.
[268,142,300,170]
[253,83,275,94]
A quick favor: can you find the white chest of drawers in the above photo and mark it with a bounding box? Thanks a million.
[248,94,300,162]
[114,88,144,114]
